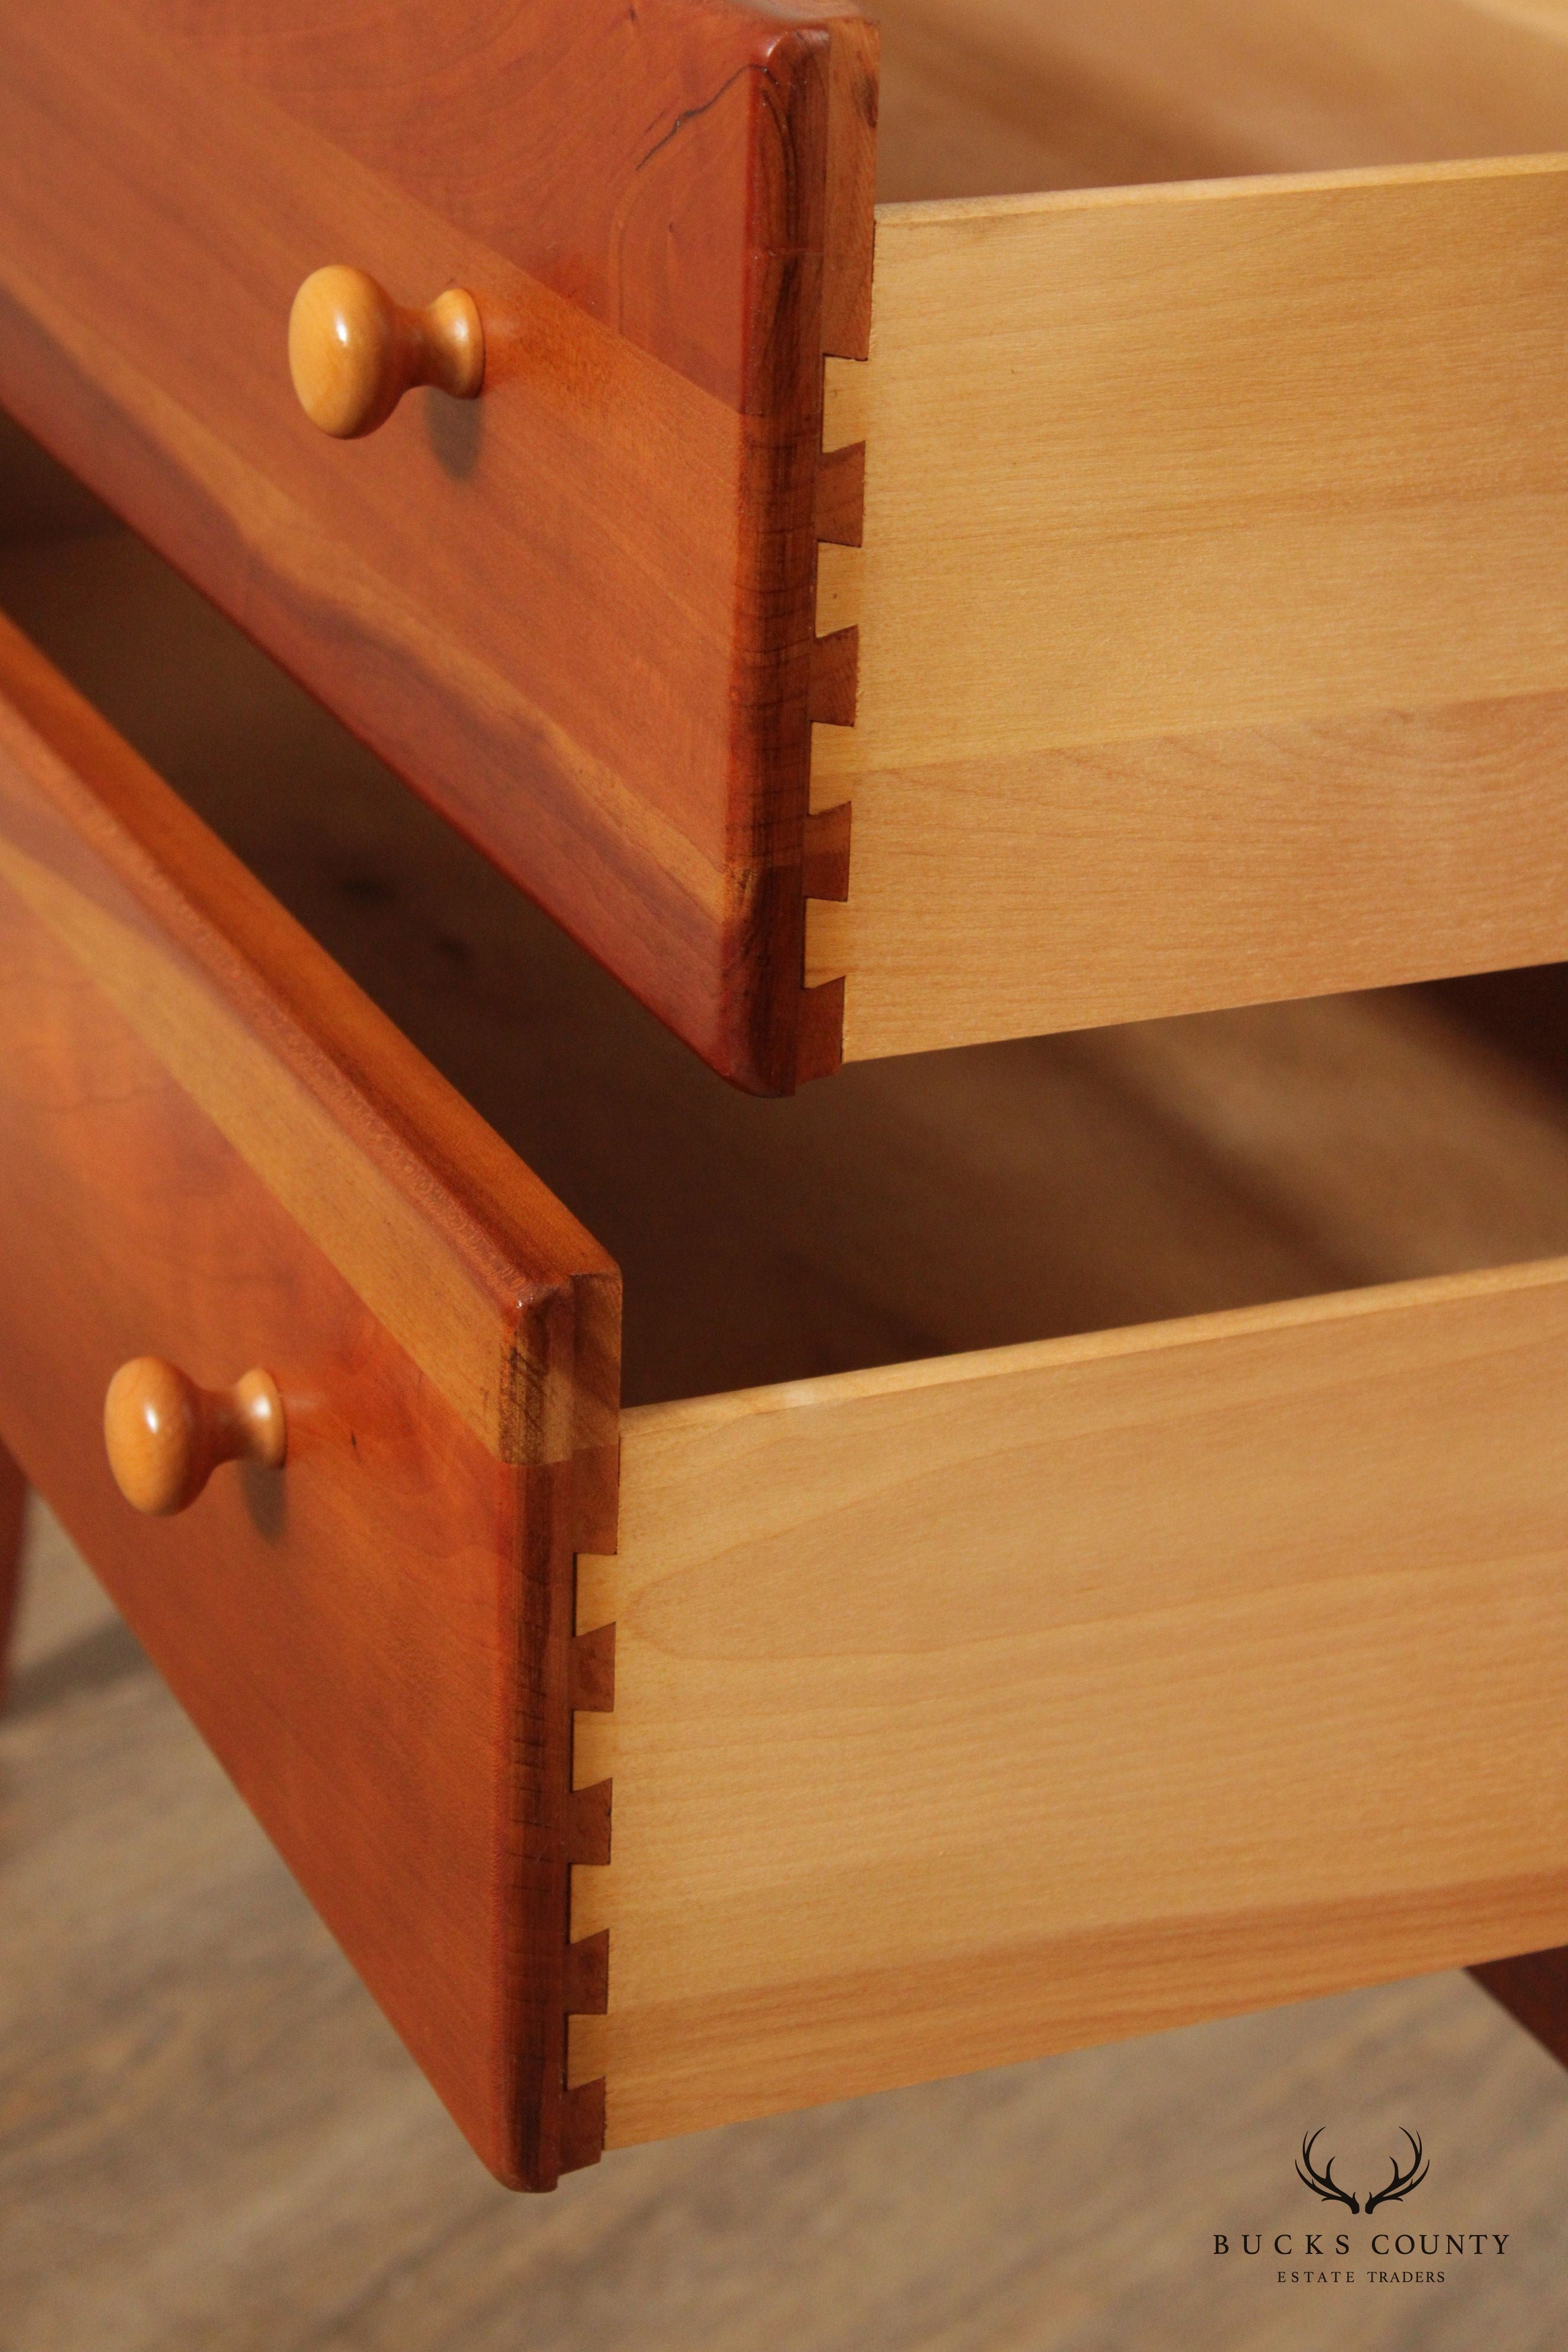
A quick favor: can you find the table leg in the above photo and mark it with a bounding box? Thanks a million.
[1471,1949,1568,2070]
[0,1437,24,1704]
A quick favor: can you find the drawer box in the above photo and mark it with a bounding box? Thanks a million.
[7,2,1568,1088]
[4,515,1568,2180]
[814,0,1568,1061]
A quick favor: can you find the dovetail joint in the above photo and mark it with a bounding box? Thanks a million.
[559,1609,613,2175]
[802,381,864,1087]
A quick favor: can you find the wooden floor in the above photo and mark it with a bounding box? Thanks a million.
[2,1505,1567,2351]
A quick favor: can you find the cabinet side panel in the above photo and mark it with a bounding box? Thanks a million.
[576,1265,1568,2145]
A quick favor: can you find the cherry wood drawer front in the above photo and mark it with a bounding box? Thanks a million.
[0,0,876,1093]
[0,614,619,2188]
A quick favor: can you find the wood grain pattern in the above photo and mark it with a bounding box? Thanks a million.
[0,609,618,1468]
[0,0,878,1092]
[1472,1945,1568,2068]
[0,921,577,2187]
[10,1514,1567,2352]
[0,615,622,2187]
[573,1260,1568,2147]
[810,156,1568,1060]
[0,1436,22,1703]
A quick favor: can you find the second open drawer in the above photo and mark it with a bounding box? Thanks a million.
[2,518,1568,2184]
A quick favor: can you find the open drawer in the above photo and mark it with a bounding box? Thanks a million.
[3,515,1568,2184]
[6,5,1568,1091]
[816,0,1568,1063]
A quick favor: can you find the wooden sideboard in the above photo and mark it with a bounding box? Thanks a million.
[2,0,1567,2190]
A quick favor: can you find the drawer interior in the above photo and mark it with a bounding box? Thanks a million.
[874,0,1568,204]
[2,414,1567,1413]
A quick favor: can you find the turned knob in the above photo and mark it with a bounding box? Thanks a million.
[287,265,485,439]
[103,1358,286,1517]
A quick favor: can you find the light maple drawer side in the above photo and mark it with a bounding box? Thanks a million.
[810,157,1568,1060]
[574,1268,1568,2147]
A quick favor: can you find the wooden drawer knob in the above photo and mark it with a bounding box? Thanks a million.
[287,265,485,439]
[103,1359,286,1517]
